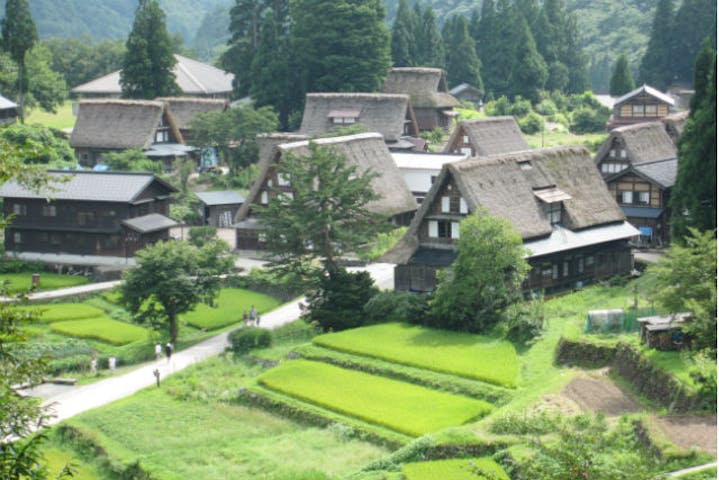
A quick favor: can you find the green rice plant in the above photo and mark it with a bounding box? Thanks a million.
[51,317,148,345]
[19,303,105,323]
[313,323,519,388]
[181,288,280,330]
[258,360,493,437]
[0,272,89,292]
[402,457,510,480]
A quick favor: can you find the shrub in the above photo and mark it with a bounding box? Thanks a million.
[305,269,379,332]
[519,112,544,134]
[504,296,545,344]
[188,226,218,247]
[0,258,47,273]
[363,290,415,324]
[419,127,444,145]
[229,327,272,354]
[570,106,607,134]
[509,96,532,117]
[489,411,559,435]
[535,98,558,116]
[484,96,511,116]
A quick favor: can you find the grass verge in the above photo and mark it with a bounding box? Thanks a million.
[1,272,89,292]
[258,359,493,437]
[313,323,519,388]
[51,317,148,345]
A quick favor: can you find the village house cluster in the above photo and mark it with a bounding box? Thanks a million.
[1,63,688,294]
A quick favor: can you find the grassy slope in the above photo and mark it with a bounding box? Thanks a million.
[258,359,492,437]
[67,356,388,480]
[313,323,519,387]
[181,288,280,330]
[42,447,102,480]
[0,272,89,292]
[26,102,76,131]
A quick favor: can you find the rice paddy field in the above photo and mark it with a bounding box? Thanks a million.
[0,272,89,292]
[402,458,510,480]
[313,323,519,387]
[20,303,106,323]
[51,317,148,345]
[258,359,492,437]
[181,288,280,330]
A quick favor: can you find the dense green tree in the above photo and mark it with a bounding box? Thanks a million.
[1,0,37,123]
[120,0,180,99]
[390,0,416,67]
[487,0,518,97]
[251,10,292,129]
[689,38,715,111]
[305,268,379,331]
[560,13,590,94]
[648,228,717,353]
[190,104,277,175]
[638,0,675,89]
[533,0,559,64]
[44,36,125,89]
[671,54,717,237]
[509,17,547,103]
[291,0,390,101]
[415,6,444,68]
[443,15,482,90]
[121,240,234,346]
[609,53,635,96]
[431,208,530,333]
[0,123,74,167]
[671,0,717,85]
[475,0,498,96]
[0,44,67,115]
[103,148,162,174]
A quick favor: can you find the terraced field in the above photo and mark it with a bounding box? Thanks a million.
[402,457,510,480]
[51,318,148,345]
[181,288,280,330]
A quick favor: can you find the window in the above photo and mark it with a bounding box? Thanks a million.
[428,220,438,238]
[546,202,562,225]
[563,261,569,277]
[154,130,168,143]
[77,212,95,226]
[260,191,269,205]
[451,222,460,239]
[620,191,633,204]
[50,234,61,245]
[632,105,644,116]
[12,203,26,216]
[610,149,616,157]
[257,233,267,243]
[459,198,468,214]
[638,191,650,204]
[462,135,469,144]
[586,255,594,266]
[645,104,657,115]
[620,149,627,158]
[552,264,559,280]
[267,178,273,187]
[279,191,294,201]
[42,205,57,217]
[441,196,450,213]
[577,257,584,273]
[449,196,460,213]
[13,232,21,244]
[601,163,626,174]
[332,117,356,125]
[437,220,452,238]
[277,173,290,186]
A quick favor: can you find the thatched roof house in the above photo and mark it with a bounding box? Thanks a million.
[299,93,419,146]
[235,133,417,250]
[444,116,530,156]
[382,67,460,131]
[71,54,234,99]
[606,84,675,130]
[156,97,227,140]
[594,121,677,177]
[660,111,689,144]
[387,146,637,293]
[70,99,188,170]
[256,132,310,167]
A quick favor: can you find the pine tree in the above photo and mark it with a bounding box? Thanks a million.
[1,0,37,123]
[638,0,675,89]
[690,38,715,111]
[609,54,635,96]
[509,16,547,103]
[561,13,590,93]
[671,53,717,237]
[221,0,266,97]
[291,0,390,101]
[391,0,416,67]
[672,0,717,85]
[416,6,445,68]
[475,0,498,96]
[443,16,483,90]
[120,0,179,99]
[489,0,518,97]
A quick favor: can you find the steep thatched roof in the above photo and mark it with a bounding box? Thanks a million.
[0,170,177,202]
[256,133,309,167]
[71,54,234,97]
[444,116,530,155]
[384,146,624,263]
[594,121,677,165]
[299,93,417,141]
[70,99,183,149]
[382,67,460,109]
[236,133,416,222]
[156,97,227,130]
[661,111,689,144]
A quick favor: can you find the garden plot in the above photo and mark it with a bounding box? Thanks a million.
[313,323,519,387]
[181,288,280,330]
[51,318,148,345]
[258,359,492,437]
[402,457,510,480]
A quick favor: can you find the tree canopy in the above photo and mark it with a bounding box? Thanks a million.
[431,208,530,333]
[1,0,37,122]
[120,0,180,99]
[609,53,635,96]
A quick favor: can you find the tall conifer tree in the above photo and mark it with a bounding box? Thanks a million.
[638,0,675,89]
[672,0,717,85]
[222,0,266,97]
[416,6,445,68]
[443,16,483,90]
[475,0,498,96]
[1,0,37,123]
[120,0,179,99]
[609,54,635,96]
[509,16,547,103]
[391,0,416,67]
[489,0,518,97]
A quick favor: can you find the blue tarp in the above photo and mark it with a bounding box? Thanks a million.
[639,226,653,237]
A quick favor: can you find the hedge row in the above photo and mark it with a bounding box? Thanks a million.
[237,384,410,450]
[555,338,706,412]
[294,344,511,405]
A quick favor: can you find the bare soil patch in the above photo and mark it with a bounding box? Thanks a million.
[656,415,717,457]
[562,374,641,416]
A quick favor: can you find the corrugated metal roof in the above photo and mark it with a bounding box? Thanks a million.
[614,84,675,106]
[524,222,639,258]
[195,190,245,206]
[391,151,467,170]
[122,213,178,233]
[0,94,17,109]
[0,171,176,202]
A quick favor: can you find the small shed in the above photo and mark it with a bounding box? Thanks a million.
[638,312,691,350]
[449,83,483,106]
[196,191,244,228]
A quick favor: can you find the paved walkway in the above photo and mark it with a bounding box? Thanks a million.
[40,263,395,425]
[0,280,121,304]
[662,462,717,478]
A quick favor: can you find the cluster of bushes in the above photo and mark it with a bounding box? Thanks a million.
[483,91,610,134]
[0,258,48,274]
[228,327,271,354]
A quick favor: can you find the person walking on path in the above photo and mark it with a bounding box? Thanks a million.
[89,354,97,375]
[155,343,162,361]
[242,311,249,327]
[249,305,256,325]
[256,314,260,326]
[108,356,116,372]
[164,342,172,363]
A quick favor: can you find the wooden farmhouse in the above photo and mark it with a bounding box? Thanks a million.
[605,84,675,130]
[70,99,194,172]
[444,116,530,156]
[594,121,678,246]
[234,133,418,250]
[71,54,234,99]
[391,151,469,205]
[382,67,460,131]
[156,97,227,144]
[384,146,639,294]
[299,93,420,150]
[449,83,483,106]
[0,171,177,261]
[196,191,244,228]
[0,93,17,125]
